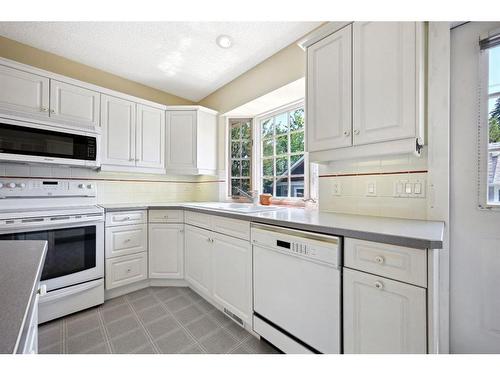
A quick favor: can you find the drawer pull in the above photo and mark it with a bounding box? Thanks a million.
[116,216,131,222]
[374,281,384,290]
[124,238,131,243]
[126,268,132,273]
[374,255,385,264]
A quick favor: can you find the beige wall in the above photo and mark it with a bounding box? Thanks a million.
[0,35,193,105]
[198,43,306,113]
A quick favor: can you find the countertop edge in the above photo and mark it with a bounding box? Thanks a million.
[100,204,444,249]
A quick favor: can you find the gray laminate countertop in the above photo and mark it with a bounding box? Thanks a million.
[0,241,47,354]
[100,202,444,249]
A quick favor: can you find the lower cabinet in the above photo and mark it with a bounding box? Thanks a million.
[184,224,212,295]
[105,252,148,290]
[148,223,184,279]
[343,268,427,354]
[184,223,252,325]
[212,232,252,323]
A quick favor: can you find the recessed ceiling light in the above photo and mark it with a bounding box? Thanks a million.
[216,35,232,49]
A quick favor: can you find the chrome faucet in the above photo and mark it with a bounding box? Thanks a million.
[235,187,259,204]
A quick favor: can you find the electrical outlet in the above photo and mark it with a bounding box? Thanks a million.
[366,181,377,197]
[410,178,426,198]
[332,182,342,196]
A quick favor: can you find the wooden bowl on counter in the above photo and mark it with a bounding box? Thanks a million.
[259,194,272,206]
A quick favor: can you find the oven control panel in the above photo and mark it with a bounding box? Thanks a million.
[0,179,97,198]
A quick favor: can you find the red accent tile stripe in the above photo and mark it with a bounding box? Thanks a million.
[2,175,225,184]
[319,170,428,178]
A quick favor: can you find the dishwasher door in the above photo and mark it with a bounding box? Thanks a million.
[252,225,341,354]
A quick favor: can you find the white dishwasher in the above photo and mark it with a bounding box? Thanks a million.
[251,223,341,354]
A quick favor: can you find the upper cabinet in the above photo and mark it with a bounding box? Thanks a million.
[101,95,165,173]
[49,80,100,131]
[166,106,218,175]
[305,22,424,162]
[0,65,50,118]
[307,24,352,152]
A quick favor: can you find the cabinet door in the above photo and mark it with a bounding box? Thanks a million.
[105,252,147,290]
[166,110,197,171]
[184,224,211,296]
[307,24,352,152]
[101,95,136,167]
[105,223,147,259]
[211,233,252,323]
[49,80,100,130]
[136,104,165,169]
[149,223,184,279]
[353,22,418,145]
[343,268,427,353]
[0,65,49,117]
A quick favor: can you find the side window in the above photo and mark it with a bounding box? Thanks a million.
[228,119,252,197]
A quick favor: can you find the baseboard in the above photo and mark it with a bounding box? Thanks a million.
[104,278,188,300]
[149,279,189,287]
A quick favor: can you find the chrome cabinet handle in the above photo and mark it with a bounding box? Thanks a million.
[374,255,385,264]
[50,109,55,114]
[126,268,132,273]
[124,238,131,243]
[116,216,131,221]
[40,107,48,112]
[353,129,360,135]
[343,130,350,136]
[374,281,384,290]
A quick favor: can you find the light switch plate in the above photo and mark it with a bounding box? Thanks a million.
[366,181,377,197]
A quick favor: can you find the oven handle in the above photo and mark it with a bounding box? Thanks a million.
[39,279,103,303]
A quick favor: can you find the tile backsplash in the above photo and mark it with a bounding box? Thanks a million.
[0,163,221,204]
[318,150,429,220]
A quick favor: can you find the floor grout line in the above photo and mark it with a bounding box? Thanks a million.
[96,307,113,354]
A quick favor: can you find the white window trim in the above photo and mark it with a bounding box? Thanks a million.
[253,100,308,201]
[478,33,500,209]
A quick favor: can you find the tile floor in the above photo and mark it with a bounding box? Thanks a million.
[38,286,281,354]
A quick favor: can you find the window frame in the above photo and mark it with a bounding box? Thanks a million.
[227,117,254,198]
[478,28,500,208]
[254,100,309,201]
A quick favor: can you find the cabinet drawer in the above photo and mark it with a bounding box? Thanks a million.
[105,252,147,290]
[149,209,184,223]
[212,215,250,240]
[105,224,147,258]
[185,210,211,230]
[105,210,146,226]
[344,238,427,287]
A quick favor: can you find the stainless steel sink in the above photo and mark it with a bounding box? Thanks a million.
[185,202,282,213]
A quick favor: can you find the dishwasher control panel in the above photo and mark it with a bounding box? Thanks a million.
[252,224,340,266]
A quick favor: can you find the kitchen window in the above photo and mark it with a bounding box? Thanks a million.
[259,105,306,198]
[229,118,252,197]
[479,32,500,206]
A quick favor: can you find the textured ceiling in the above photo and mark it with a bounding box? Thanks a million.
[0,22,321,101]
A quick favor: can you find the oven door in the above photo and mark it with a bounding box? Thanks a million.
[0,220,104,291]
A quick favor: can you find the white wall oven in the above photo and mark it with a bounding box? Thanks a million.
[0,118,99,168]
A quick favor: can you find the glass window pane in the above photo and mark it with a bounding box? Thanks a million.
[241,141,251,158]
[489,46,500,95]
[290,131,304,152]
[231,125,240,140]
[275,156,288,176]
[290,154,305,175]
[241,178,250,193]
[262,158,274,177]
[262,178,274,194]
[262,138,273,157]
[231,160,241,177]
[275,176,289,197]
[276,135,288,155]
[241,122,251,140]
[231,142,240,158]
[275,113,288,135]
[289,108,305,131]
[290,176,305,198]
[241,160,250,177]
[261,118,274,138]
[231,179,240,196]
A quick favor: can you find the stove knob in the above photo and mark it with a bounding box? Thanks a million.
[0,183,3,188]
[18,183,26,189]
[87,184,93,189]
[7,182,16,189]
[78,183,85,189]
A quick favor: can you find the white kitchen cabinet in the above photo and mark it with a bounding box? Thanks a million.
[101,96,165,172]
[49,80,100,130]
[105,223,148,259]
[211,232,252,323]
[105,252,148,290]
[101,94,136,167]
[166,106,218,175]
[149,223,184,279]
[0,64,49,118]
[353,22,423,146]
[343,268,427,354]
[307,24,352,152]
[136,104,165,169]
[184,224,212,296]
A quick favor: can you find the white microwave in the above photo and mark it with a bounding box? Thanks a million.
[0,118,100,168]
